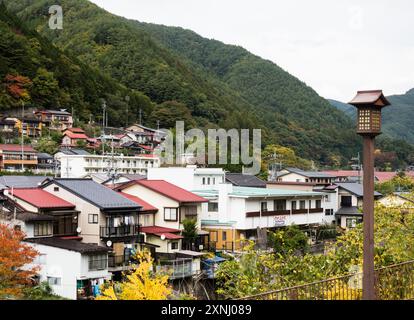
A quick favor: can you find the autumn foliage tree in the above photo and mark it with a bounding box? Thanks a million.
[97,250,171,300]
[0,224,39,299]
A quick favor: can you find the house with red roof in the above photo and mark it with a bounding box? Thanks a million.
[62,128,89,147]
[5,188,79,237]
[115,179,207,253]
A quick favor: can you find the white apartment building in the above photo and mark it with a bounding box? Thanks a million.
[147,166,225,190]
[57,153,160,178]
[193,183,326,251]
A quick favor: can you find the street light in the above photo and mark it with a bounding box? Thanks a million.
[349,90,390,300]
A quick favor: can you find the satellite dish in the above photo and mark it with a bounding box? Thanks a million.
[160,234,166,241]
[106,240,112,247]
[76,227,81,233]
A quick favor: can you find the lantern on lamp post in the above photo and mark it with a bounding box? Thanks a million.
[349,90,390,300]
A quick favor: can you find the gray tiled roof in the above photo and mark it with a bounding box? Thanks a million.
[59,148,91,155]
[225,173,266,188]
[335,182,382,197]
[25,237,109,254]
[336,206,362,216]
[0,176,50,188]
[285,168,334,179]
[47,179,141,210]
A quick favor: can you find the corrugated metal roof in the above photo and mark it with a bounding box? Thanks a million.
[46,179,141,210]
[225,173,266,188]
[0,176,50,188]
[25,237,109,254]
[335,182,382,197]
[193,187,324,198]
[118,192,158,212]
[285,168,334,179]
[120,179,208,203]
[11,188,75,209]
[0,144,36,152]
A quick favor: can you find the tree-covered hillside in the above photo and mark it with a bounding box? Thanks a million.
[0,3,153,125]
[2,0,363,166]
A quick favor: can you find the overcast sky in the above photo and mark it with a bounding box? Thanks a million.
[90,0,414,101]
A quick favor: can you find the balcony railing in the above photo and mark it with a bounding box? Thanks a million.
[108,255,131,268]
[246,208,323,217]
[156,258,193,279]
[237,260,414,300]
[100,224,140,238]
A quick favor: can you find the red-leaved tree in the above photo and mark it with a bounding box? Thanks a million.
[0,224,39,299]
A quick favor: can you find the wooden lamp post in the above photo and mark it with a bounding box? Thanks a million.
[349,90,390,300]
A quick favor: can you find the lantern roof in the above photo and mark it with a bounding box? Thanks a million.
[348,90,390,107]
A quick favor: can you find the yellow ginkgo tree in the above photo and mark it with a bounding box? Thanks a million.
[97,250,172,300]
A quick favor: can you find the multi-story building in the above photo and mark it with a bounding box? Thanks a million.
[0,190,110,300]
[147,166,225,190]
[194,184,326,251]
[114,179,208,253]
[332,183,382,229]
[61,128,89,147]
[4,188,79,237]
[41,178,143,272]
[58,153,160,178]
[276,167,335,186]
[34,109,73,131]
[12,118,43,138]
[0,144,38,171]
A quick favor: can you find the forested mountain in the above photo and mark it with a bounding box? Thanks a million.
[0,3,153,124]
[1,0,363,166]
[329,89,414,145]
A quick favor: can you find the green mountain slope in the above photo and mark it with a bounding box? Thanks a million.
[329,89,414,145]
[3,0,361,165]
[0,3,153,124]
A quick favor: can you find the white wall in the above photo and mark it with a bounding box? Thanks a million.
[58,154,160,178]
[25,243,110,300]
[43,183,102,244]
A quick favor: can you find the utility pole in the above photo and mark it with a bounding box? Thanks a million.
[125,95,130,128]
[102,100,106,155]
[21,101,25,171]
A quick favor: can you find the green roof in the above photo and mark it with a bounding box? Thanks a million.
[193,186,324,198]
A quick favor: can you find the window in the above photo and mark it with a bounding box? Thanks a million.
[88,255,108,271]
[291,201,297,210]
[346,218,357,228]
[274,199,286,211]
[261,202,268,212]
[171,241,179,250]
[325,209,334,216]
[164,208,178,221]
[324,195,330,202]
[202,177,206,185]
[341,196,352,207]
[47,277,61,286]
[316,200,322,209]
[213,178,216,184]
[34,222,53,237]
[222,231,227,241]
[207,177,211,185]
[208,202,219,212]
[53,187,59,192]
[88,214,98,224]
[300,200,306,210]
